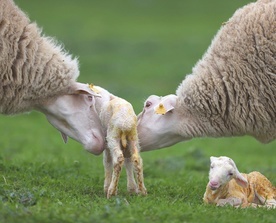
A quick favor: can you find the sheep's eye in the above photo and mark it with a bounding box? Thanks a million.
[210,165,214,169]
[145,101,152,108]
[229,172,233,176]
[88,95,93,101]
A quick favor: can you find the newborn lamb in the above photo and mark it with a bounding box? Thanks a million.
[203,156,276,208]
[89,84,147,199]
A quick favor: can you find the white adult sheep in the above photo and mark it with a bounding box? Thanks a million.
[90,84,147,199]
[0,0,105,154]
[203,156,276,208]
[137,0,276,151]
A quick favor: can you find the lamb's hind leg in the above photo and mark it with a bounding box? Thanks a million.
[106,136,124,199]
[264,199,276,209]
[124,157,138,194]
[129,138,147,195]
[103,149,112,195]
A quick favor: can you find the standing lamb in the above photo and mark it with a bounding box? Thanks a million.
[0,0,105,154]
[203,156,276,208]
[137,0,276,151]
[89,84,147,199]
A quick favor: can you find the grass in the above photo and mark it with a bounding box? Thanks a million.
[1,0,275,222]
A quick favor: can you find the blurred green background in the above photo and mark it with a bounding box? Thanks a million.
[15,0,253,109]
[1,1,276,222]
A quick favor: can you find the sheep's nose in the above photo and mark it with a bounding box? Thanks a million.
[209,181,219,190]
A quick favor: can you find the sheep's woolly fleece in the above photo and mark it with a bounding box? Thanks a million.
[0,0,79,114]
[176,0,276,142]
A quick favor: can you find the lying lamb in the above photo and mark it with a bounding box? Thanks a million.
[89,84,147,198]
[137,0,276,151]
[0,0,105,154]
[203,156,276,208]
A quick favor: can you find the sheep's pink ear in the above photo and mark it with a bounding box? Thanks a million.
[155,95,177,115]
[210,156,217,163]
[69,82,100,96]
[60,132,68,143]
[234,172,248,188]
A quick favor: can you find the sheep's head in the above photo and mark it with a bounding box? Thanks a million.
[137,94,185,151]
[40,82,105,155]
[208,156,248,190]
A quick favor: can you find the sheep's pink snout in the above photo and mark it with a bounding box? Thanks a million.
[208,180,219,190]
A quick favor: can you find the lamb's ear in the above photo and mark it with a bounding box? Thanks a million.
[234,172,248,188]
[60,132,68,143]
[69,82,100,96]
[155,95,177,115]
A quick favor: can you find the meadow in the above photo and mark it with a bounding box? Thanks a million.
[0,0,275,222]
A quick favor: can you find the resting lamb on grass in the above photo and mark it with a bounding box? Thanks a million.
[203,156,276,208]
[0,0,105,154]
[137,0,276,151]
[89,84,147,199]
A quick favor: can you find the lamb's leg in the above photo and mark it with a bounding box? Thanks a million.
[216,197,243,207]
[264,199,276,209]
[254,184,276,209]
[124,157,138,194]
[106,136,124,199]
[129,139,147,195]
[103,149,112,195]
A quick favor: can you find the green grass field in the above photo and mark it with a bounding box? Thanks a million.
[1,0,275,222]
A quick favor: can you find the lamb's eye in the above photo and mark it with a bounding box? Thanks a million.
[210,165,214,169]
[145,101,152,108]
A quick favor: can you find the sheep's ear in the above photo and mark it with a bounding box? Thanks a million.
[210,156,217,163]
[109,94,116,101]
[234,172,248,188]
[155,95,177,115]
[70,82,100,96]
[60,132,68,143]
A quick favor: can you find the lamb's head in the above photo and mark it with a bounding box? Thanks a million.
[137,94,185,151]
[208,156,248,190]
[40,82,105,155]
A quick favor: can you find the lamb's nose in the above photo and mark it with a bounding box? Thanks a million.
[209,181,219,190]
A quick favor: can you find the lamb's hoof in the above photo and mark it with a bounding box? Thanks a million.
[138,187,147,196]
[107,188,117,199]
[127,186,138,195]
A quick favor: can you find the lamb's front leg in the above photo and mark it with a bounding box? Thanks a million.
[216,197,243,207]
[103,149,112,195]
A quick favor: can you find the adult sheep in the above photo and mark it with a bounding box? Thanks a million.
[0,0,105,155]
[137,0,276,151]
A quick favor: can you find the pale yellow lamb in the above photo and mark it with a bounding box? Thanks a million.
[90,84,147,199]
[203,156,276,208]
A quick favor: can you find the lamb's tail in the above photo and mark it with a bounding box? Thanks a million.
[121,132,127,149]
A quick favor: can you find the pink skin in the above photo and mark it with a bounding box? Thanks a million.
[38,82,105,155]
[137,94,186,151]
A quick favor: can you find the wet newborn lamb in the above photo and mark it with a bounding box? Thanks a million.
[89,84,147,199]
[203,156,276,208]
